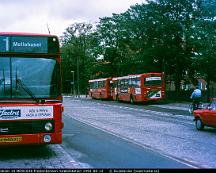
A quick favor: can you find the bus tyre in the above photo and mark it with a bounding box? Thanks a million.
[130,95,134,104]
[195,118,204,130]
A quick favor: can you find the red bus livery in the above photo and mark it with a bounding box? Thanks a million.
[89,78,112,99]
[89,73,165,103]
[113,73,165,103]
[0,32,63,145]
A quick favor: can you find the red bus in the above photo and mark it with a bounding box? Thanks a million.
[0,32,63,145]
[111,73,165,103]
[89,77,112,99]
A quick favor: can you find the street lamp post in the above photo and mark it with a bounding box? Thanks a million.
[71,71,75,97]
[77,57,80,98]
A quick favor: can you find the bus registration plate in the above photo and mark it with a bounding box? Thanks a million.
[0,137,22,143]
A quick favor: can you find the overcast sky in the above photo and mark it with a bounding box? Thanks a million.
[0,0,143,37]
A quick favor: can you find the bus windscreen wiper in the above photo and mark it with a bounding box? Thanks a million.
[16,78,40,103]
[0,69,6,95]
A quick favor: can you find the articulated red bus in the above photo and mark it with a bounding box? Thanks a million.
[112,73,165,103]
[89,77,112,99]
[0,32,63,145]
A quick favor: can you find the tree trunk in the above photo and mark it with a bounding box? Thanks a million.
[175,78,181,101]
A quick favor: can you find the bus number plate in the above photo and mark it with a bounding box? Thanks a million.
[0,137,22,143]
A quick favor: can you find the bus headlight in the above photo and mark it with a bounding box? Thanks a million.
[45,122,53,131]
[43,135,51,143]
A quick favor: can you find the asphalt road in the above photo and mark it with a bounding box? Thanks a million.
[0,96,213,169]
[62,97,216,168]
[62,115,190,168]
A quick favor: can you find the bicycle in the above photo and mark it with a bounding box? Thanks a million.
[188,101,203,114]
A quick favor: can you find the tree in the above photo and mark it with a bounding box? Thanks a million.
[60,0,216,100]
[60,23,96,94]
[190,0,216,101]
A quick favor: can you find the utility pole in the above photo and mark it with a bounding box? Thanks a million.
[71,71,75,97]
[77,57,80,98]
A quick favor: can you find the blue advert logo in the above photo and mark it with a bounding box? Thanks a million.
[0,109,21,119]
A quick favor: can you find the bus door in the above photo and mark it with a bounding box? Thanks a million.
[130,77,141,102]
[110,79,118,100]
[100,80,106,99]
[119,79,130,101]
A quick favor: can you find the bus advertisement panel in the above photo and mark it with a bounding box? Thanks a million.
[0,32,63,145]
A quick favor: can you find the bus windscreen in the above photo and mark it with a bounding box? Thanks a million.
[0,57,60,99]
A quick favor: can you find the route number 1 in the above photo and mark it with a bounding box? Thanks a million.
[2,37,9,51]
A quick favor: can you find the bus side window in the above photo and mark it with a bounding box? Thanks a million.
[117,80,120,88]
[135,78,140,87]
[125,79,129,87]
[96,81,99,89]
[98,81,101,88]
[99,81,103,88]
[120,80,124,88]
[128,78,132,87]
[131,78,137,87]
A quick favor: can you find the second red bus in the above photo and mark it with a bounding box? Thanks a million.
[111,73,165,103]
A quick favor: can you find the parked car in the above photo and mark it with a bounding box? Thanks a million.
[193,98,216,130]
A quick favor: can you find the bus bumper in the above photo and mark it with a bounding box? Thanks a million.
[0,132,62,146]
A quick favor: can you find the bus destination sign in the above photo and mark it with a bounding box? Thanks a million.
[0,36,48,53]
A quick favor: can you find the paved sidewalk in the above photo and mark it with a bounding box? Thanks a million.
[151,103,189,111]
[152,102,209,111]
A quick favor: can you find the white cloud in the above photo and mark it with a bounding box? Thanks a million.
[0,0,142,37]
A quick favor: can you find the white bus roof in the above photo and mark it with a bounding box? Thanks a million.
[112,73,162,80]
[89,78,111,82]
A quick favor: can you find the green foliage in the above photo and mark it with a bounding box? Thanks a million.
[60,23,97,93]
[60,0,216,94]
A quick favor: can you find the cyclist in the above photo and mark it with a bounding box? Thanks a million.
[190,86,202,111]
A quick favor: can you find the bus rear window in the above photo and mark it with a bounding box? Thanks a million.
[144,77,162,86]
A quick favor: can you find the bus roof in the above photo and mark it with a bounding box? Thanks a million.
[112,73,163,80]
[89,77,112,82]
[0,32,57,37]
